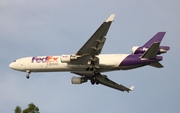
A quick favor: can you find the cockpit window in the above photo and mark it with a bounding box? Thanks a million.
[13,60,16,62]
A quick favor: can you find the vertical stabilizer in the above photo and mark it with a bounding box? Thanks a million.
[143,32,166,48]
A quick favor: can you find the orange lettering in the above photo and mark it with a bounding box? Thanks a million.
[53,57,58,62]
[47,56,53,62]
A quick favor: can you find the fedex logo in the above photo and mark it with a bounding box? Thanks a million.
[32,56,58,63]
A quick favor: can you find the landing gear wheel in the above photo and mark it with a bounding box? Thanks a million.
[85,67,89,71]
[96,82,99,85]
[85,65,89,71]
[26,75,30,79]
[26,70,31,79]
[91,80,95,85]
[90,67,94,71]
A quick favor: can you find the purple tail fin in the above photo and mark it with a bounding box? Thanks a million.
[143,32,166,48]
[132,32,169,55]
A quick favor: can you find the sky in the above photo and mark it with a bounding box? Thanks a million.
[0,0,180,113]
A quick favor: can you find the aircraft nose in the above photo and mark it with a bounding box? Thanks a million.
[9,62,17,70]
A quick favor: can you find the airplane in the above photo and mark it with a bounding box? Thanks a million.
[9,14,170,92]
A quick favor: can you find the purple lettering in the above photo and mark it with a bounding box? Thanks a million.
[32,56,47,63]
[32,57,37,63]
[41,57,47,63]
[36,58,41,63]
[32,56,58,63]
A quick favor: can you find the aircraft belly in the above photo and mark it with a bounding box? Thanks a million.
[119,64,147,70]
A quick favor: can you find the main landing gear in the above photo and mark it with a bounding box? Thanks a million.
[26,70,31,79]
[85,65,96,71]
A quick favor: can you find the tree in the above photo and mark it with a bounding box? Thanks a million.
[15,103,40,113]
[14,106,22,113]
[22,103,40,113]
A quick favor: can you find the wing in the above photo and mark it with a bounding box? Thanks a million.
[76,14,115,55]
[95,74,134,92]
[72,72,134,92]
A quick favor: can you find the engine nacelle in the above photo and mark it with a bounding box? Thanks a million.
[131,46,169,55]
[71,77,88,84]
[61,54,78,63]
[131,46,140,54]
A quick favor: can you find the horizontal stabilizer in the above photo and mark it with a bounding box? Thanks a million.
[149,62,163,68]
[141,42,160,59]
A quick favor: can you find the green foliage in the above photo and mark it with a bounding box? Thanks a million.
[15,103,40,113]
[14,106,22,113]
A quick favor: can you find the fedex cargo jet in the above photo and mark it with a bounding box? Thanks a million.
[9,14,170,92]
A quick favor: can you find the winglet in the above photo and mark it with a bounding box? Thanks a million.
[105,14,115,22]
[130,86,135,91]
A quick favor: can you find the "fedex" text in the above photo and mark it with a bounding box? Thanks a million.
[32,56,59,63]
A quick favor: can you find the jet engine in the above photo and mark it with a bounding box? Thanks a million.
[131,46,169,55]
[71,77,88,84]
[61,54,78,63]
[131,46,140,54]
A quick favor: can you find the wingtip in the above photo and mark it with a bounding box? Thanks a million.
[130,86,135,91]
[105,14,115,22]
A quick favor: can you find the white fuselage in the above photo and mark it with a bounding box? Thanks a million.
[9,54,130,73]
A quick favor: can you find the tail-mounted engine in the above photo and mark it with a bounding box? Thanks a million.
[71,77,88,84]
[60,54,79,63]
[131,46,140,54]
[131,46,170,55]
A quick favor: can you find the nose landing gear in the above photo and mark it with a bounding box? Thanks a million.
[26,70,31,79]
[26,75,30,79]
